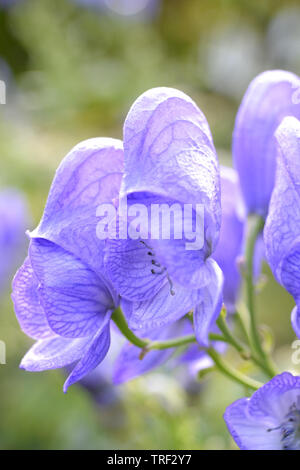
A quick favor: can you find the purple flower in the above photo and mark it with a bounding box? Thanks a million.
[213,167,246,313]
[0,189,29,293]
[264,116,300,338]
[104,87,223,346]
[12,138,124,391]
[233,70,300,217]
[224,372,300,450]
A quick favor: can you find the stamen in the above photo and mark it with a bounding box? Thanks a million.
[268,398,300,450]
[151,260,161,267]
[151,267,166,275]
[267,425,281,432]
[139,240,175,296]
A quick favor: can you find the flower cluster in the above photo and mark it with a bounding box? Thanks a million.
[11,69,300,450]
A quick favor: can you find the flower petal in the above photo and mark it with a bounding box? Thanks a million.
[123,281,199,332]
[104,236,166,302]
[64,324,111,392]
[105,191,214,292]
[29,238,114,338]
[31,138,123,291]
[264,116,300,286]
[11,257,53,340]
[20,335,91,371]
[233,70,300,216]
[122,87,221,254]
[193,259,223,346]
[224,398,280,450]
[248,372,300,421]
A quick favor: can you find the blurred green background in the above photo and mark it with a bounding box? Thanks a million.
[0,0,300,450]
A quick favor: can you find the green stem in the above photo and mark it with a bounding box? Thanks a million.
[113,307,265,390]
[206,348,262,391]
[146,334,196,350]
[112,307,149,349]
[112,307,230,352]
[235,309,251,345]
[245,215,277,377]
[217,313,246,355]
[216,311,269,371]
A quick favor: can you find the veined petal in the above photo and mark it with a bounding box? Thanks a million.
[11,257,53,340]
[105,236,166,301]
[233,70,300,217]
[193,260,223,346]
[31,138,123,292]
[122,87,221,254]
[224,398,280,450]
[104,191,213,293]
[248,372,300,421]
[225,374,300,449]
[124,281,199,332]
[264,117,300,285]
[280,241,300,301]
[29,238,114,338]
[20,335,91,372]
[64,323,111,392]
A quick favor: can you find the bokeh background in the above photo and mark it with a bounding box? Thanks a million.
[0,0,300,450]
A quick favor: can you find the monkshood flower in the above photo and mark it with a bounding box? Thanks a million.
[224,372,300,450]
[104,87,223,347]
[12,138,124,392]
[0,189,29,293]
[213,167,246,313]
[264,116,300,338]
[233,70,300,217]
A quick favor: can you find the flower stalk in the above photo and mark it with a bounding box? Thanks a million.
[244,215,277,378]
[205,348,263,391]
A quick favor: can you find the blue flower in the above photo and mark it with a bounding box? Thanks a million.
[104,87,223,346]
[224,372,300,450]
[233,70,300,217]
[12,88,224,391]
[12,138,124,391]
[264,116,300,338]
